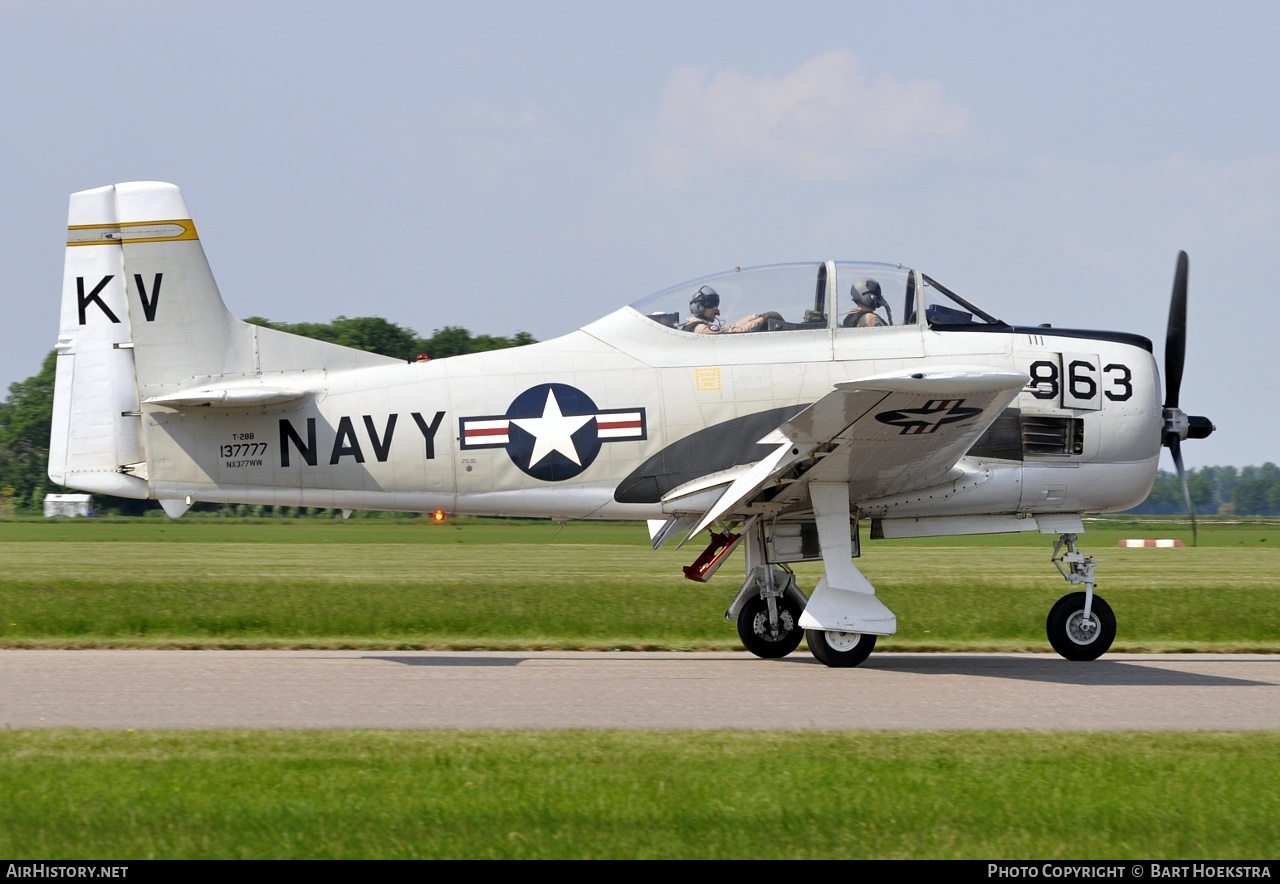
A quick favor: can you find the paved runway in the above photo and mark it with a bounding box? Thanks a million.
[2,650,1278,730]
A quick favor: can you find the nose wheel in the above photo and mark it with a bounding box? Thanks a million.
[1047,591,1116,661]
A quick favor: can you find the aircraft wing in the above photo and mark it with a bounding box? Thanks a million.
[684,366,1029,538]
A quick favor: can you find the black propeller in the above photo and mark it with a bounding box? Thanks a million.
[1164,252,1188,411]
[1161,251,1215,544]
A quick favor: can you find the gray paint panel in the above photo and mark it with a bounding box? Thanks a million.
[614,405,809,503]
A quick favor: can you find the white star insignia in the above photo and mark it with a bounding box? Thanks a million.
[511,389,593,467]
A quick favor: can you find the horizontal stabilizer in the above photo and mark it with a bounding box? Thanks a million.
[144,385,311,409]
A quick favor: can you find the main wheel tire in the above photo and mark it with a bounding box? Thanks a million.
[1046,591,1116,661]
[737,593,805,659]
[806,629,876,668]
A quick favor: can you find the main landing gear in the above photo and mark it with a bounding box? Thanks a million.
[736,586,805,659]
[718,504,889,667]
[805,628,876,667]
[730,564,879,667]
[721,519,811,662]
[1047,533,1115,661]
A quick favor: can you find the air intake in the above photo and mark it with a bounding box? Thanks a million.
[1022,415,1083,456]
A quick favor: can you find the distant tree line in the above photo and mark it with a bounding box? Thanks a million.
[0,351,57,515]
[244,316,537,362]
[1126,464,1280,516]
[0,318,535,515]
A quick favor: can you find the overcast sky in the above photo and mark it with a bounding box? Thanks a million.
[3,0,1276,468]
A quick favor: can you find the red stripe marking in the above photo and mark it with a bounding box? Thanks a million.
[597,420,642,430]
[465,427,509,438]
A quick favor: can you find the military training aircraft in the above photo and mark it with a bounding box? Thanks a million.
[49,181,1215,666]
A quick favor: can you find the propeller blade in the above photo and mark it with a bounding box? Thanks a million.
[1168,435,1198,547]
[1164,250,1188,409]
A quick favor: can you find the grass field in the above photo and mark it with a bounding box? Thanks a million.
[2,730,1278,859]
[1,515,1276,651]
[2,516,1276,859]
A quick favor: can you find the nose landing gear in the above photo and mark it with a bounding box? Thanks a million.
[1047,533,1116,661]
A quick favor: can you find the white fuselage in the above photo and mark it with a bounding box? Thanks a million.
[140,306,1163,523]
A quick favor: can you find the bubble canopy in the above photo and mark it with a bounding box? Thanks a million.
[627,262,1002,334]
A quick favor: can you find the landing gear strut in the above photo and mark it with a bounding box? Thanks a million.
[1047,533,1115,661]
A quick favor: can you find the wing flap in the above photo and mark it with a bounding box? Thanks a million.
[685,435,796,540]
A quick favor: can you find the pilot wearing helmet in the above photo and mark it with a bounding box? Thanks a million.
[682,286,780,334]
[843,278,891,328]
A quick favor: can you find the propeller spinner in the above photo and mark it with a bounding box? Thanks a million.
[1161,251,1216,544]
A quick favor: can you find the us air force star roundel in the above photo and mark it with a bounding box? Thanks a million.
[459,384,647,481]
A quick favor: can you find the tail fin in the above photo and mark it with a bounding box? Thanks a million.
[49,181,399,498]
